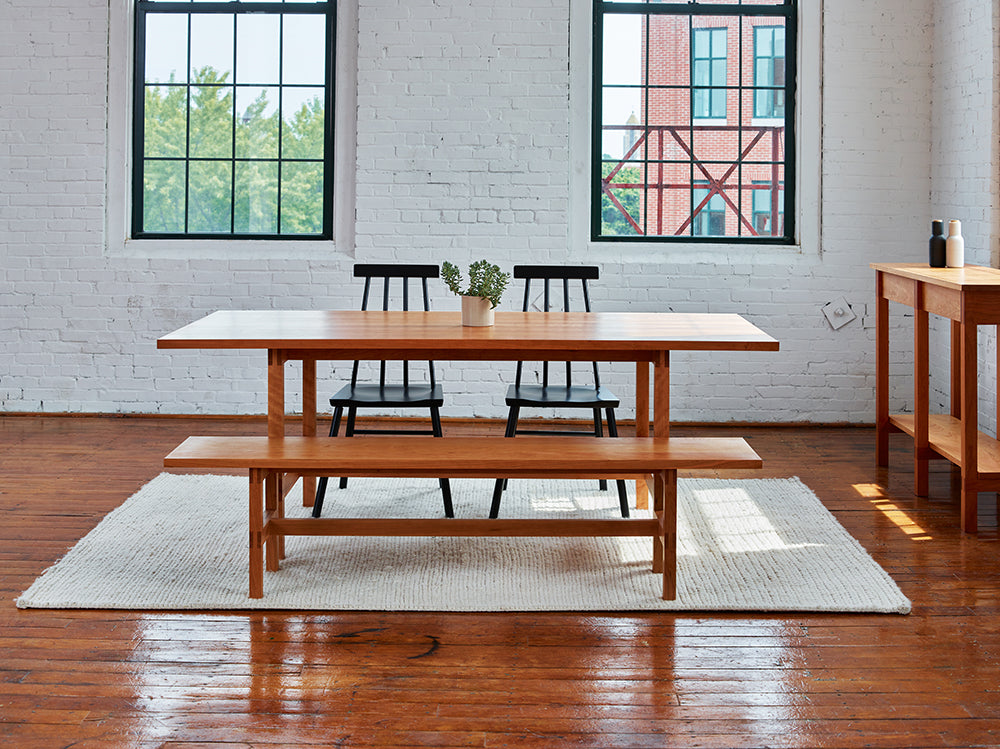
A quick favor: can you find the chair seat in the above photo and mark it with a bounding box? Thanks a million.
[504,384,620,408]
[330,383,444,408]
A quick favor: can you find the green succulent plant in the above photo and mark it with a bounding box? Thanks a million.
[441,259,511,309]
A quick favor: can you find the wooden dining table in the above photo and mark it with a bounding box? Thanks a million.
[158,309,779,505]
[158,309,777,599]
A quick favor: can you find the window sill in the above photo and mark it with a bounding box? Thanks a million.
[115,237,345,260]
[580,239,806,266]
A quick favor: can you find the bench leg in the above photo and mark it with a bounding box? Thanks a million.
[265,471,283,569]
[652,469,677,600]
[249,469,265,599]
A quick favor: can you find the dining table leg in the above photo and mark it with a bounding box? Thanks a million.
[635,360,650,510]
[651,351,670,571]
[266,349,287,558]
[302,358,317,507]
[267,349,285,438]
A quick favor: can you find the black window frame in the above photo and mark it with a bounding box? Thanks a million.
[592,0,797,245]
[132,0,336,240]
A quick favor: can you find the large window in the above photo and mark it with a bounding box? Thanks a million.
[593,0,796,243]
[133,0,335,240]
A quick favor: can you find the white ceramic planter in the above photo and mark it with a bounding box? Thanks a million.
[461,295,495,326]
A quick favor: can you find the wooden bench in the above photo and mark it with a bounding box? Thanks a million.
[164,436,763,601]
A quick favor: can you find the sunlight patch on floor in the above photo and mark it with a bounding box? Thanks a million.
[853,483,932,541]
[693,487,816,554]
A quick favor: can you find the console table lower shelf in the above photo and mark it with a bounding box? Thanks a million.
[888,413,1000,485]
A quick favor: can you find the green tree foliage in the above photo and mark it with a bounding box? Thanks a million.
[600,161,641,237]
[140,67,326,236]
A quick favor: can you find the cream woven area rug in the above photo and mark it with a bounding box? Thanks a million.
[17,474,910,613]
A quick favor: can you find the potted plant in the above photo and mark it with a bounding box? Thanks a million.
[441,259,511,327]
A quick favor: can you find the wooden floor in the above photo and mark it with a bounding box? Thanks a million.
[2,415,999,748]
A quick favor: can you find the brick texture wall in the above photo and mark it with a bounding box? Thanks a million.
[4,0,993,428]
[928,0,998,434]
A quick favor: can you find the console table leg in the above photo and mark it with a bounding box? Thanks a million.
[960,321,978,533]
[914,292,929,497]
[875,273,890,466]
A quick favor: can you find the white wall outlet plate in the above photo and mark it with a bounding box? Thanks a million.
[822,297,857,330]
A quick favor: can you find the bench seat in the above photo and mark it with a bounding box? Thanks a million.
[164,435,762,601]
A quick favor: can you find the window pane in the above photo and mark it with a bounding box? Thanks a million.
[237,14,280,85]
[743,125,785,163]
[143,160,186,232]
[602,15,643,87]
[188,161,233,233]
[236,87,279,159]
[145,14,187,84]
[712,28,727,53]
[144,85,187,157]
[691,122,739,162]
[647,15,688,86]
[280,162,323,234]
[282,14,326,85]
[189,85,234,158]
[234,162,279,234]
[602,88,644,161]
[281,88,325,160]
[190,13,233,82]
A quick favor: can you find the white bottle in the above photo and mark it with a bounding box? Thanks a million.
[946,220,964,268]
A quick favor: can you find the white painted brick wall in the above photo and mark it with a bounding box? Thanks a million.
[928,0,998,435]
[3,0,993,426]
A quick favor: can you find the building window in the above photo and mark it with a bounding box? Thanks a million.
[752,180,784,236]
[133,0,335,239]
[692,183,726,236]
[692,28,727,120]
[754,26,785,119]
[593,0,797,243]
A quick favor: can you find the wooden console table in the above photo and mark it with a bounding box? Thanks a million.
[873,262,1000,532]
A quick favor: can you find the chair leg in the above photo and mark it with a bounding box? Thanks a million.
[490,406,520,518]
[312,407,343,518]
[593,408,608,491]
[501,405,520,493]
[339,407,357,490]
[606,408,630,518]
[430,406,454,518]
[312,477,329,518]
[489,478,505,520]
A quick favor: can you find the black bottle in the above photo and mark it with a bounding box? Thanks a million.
[929,220,946,267]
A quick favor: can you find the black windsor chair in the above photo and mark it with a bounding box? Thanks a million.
[489,265,629,519]
[312,263,454,518]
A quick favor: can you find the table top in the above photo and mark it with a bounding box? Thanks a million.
[872,262,1000,289]
[157,310,779,356]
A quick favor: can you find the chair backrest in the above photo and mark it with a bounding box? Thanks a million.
[351,263,438,388]
[513,265,602,390]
